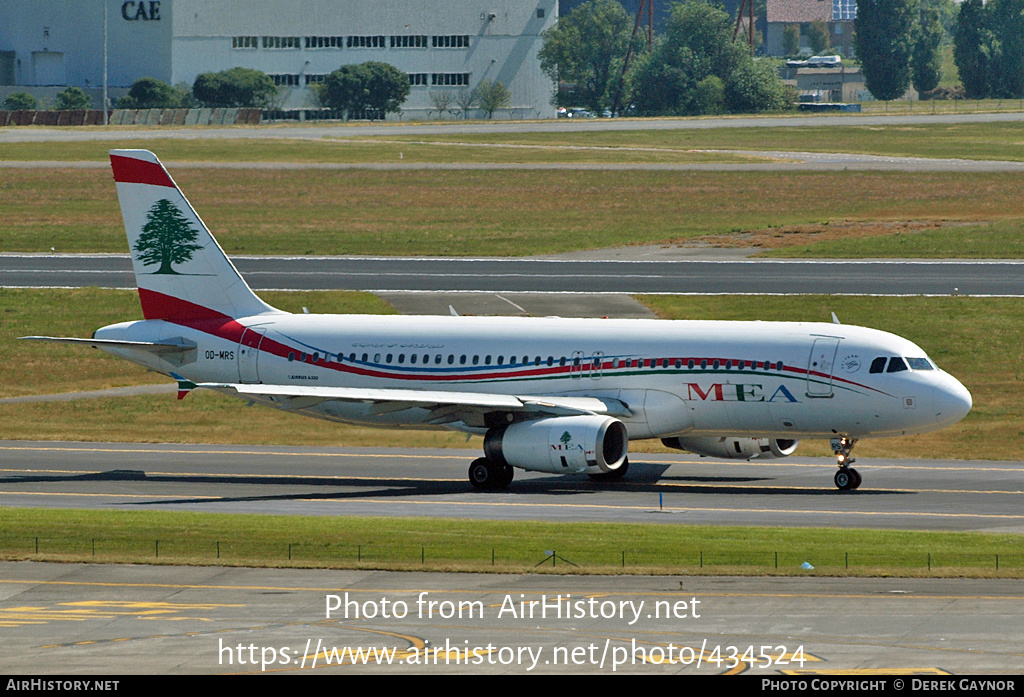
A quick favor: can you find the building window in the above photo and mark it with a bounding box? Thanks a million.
[232,36,258,49]
[348,35,386,48]
[431,73,469,86]
[537,8,545,18]
[305,74,327,85]
[271,74,300,86]
[391,35,428,48]
[262,36,301,49]
[306,36,344,49]
[408,73,428,86]
[432,34,470,48]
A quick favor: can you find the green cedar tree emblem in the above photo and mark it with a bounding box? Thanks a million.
[133,198,203,274]
[560,431,572,445]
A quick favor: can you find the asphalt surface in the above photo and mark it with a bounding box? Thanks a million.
[2,563,1022,675]
[3,110,1024,143]
[3,253,1022,296]
[2,442,1021,532]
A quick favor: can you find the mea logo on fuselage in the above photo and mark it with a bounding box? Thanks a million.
[685,383,799,403]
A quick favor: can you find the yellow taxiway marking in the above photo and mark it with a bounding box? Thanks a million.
[784,668,951,675]
[2,488,1024,519]
[0,490,222,500]
[3,444,1022,474]
[0,600,243,627]
[8,446,1024,472]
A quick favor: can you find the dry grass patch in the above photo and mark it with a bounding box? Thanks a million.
[5,168,1024,257]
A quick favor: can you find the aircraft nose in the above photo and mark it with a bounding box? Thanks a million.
[933,376,972,426]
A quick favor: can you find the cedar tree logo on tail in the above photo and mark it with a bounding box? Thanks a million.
[133,198,203,274]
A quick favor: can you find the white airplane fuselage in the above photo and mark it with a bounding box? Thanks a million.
[95,312,972,442]
[28,149,972,491]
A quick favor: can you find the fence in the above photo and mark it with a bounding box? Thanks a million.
[4,534,1021,575]
[0,108,261,127]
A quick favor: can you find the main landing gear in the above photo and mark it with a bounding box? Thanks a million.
[468,458,514,490]
[588,457,629,482]
[831,437,861,491]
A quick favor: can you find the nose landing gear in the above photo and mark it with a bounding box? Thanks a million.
[831,437,861,491]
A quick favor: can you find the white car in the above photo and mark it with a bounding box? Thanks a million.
[806,55,842,68]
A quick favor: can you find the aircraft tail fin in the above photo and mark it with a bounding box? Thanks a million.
[109,149,280,321]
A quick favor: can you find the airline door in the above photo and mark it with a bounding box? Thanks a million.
[238,328,265,383]
[806,337,840,397]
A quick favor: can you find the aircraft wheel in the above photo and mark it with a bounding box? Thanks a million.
[834,468,853,491]
[496,463,514,488]
[588,457,629,482]
[468,458,512,490]
[849,468,862,490]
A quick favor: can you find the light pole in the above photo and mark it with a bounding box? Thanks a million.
[102,0,108,125]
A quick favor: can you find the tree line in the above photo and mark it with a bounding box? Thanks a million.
[854,0,1022,101]
[5,64,515,121]
[538,0,793,116]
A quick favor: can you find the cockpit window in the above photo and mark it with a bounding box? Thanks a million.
[907,357,933,370]
[886,357,908,373]
[869,357,887,374]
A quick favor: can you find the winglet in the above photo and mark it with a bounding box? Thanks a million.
[171,373,197,400]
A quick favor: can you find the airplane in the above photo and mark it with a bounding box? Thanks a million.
[24,149,973,491]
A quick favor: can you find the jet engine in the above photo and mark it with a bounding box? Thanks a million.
[662,436,798,460]
[484,415,628,474]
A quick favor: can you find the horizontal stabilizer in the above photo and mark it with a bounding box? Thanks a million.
[20,336,197,354]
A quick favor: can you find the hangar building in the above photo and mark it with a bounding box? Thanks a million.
[0,0,557,118]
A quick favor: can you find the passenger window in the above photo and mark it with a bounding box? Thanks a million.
[288,352,295,362]
[887,357,908,373]
[870,357,887,373]
[448,354,455,364]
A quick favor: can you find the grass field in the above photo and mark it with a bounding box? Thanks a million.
[3,119,1024,162]
[3,167,1024,257]
[2,289,1020,460]
[2,508,1022,577]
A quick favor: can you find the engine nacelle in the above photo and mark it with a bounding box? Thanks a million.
[485,415,628,475]
[662,436,799,460]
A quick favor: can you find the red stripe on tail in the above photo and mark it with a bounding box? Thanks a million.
[138,288,232,322]
[110,154,175,188]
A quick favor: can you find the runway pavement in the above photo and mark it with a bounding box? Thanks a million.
[1,562,1022,675]
[4,253,1023,296]
[3,110,1024,143]
[2,442,1021,532]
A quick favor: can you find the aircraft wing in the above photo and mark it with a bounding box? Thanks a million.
[195,382,631,425]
